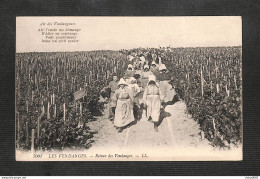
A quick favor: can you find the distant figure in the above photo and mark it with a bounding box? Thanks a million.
[132,57,139,70]
[139,55,146,67]
[150,61,160,78]
[146,52,153,66]
[124,64,135,84]
[143,75,161,132]
[128,54,134,62]
[108,73,119,120]
[114,78,135,133]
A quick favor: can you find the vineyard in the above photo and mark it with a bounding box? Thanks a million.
[163,47,242,147]
[16,46,242,151]
[16,51,127,150]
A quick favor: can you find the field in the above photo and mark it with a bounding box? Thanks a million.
[15,46,242,151]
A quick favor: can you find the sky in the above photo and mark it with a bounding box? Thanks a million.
[16,16,242,52]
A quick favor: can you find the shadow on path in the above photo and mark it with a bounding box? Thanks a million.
[158,108,171,126]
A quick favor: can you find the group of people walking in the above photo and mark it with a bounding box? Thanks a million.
[106,54,175,133]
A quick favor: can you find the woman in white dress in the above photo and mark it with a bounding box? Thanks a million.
[114,78,135,132]
[143,75,161,132]
[158,64,175,106]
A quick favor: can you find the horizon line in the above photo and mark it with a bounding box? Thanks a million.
[16,45,242,53]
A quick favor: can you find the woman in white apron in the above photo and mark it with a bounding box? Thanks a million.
[158,64,175,106]
[143,75,161,132]
[114,78,135,132]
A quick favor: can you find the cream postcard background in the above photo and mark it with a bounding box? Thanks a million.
[16,16,242,161]
[16,16,241,52]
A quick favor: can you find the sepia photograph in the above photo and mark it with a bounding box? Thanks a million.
[15,16,242,161]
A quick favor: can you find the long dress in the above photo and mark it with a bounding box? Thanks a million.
[158,72,175,103]
[114,87,135,127]
[143,84,161,123]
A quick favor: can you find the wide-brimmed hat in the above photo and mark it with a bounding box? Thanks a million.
[148,75,156,82]
[144,64,149,70]
[117,78,127,86]
[159,64,166,71]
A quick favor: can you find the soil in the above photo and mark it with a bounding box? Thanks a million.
[87,100,212,150]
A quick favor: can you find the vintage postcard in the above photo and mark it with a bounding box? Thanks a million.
[16,16,242,161]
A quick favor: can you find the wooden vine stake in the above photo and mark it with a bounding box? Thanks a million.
[31,90,34,102]
[201,131,205,140]
[200,67,204,97]
[25,121,29,146]
[71,77,73,91]
[26,100,29,113]
[75,101,78,112]
[212,118,216,137]
[80,102,83,117]
[42,105,45,116]
[63,103,66,122]
[54,104,56,118]
[37,117,40,144]
[47,102,50,119]
[225,84,230,97]
[215,61,218,79]
[31,129,35,153]
[51,95,53,105]
[47,76,48,91]
[234,75,237,90]
[216,83,220,93]
[89,71,92,83]
[107,70,110,80]
[208,69,211,81]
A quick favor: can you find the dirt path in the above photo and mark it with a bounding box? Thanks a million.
[85,91,242,161]
[17,98,241,161]
[87,100,212,151]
